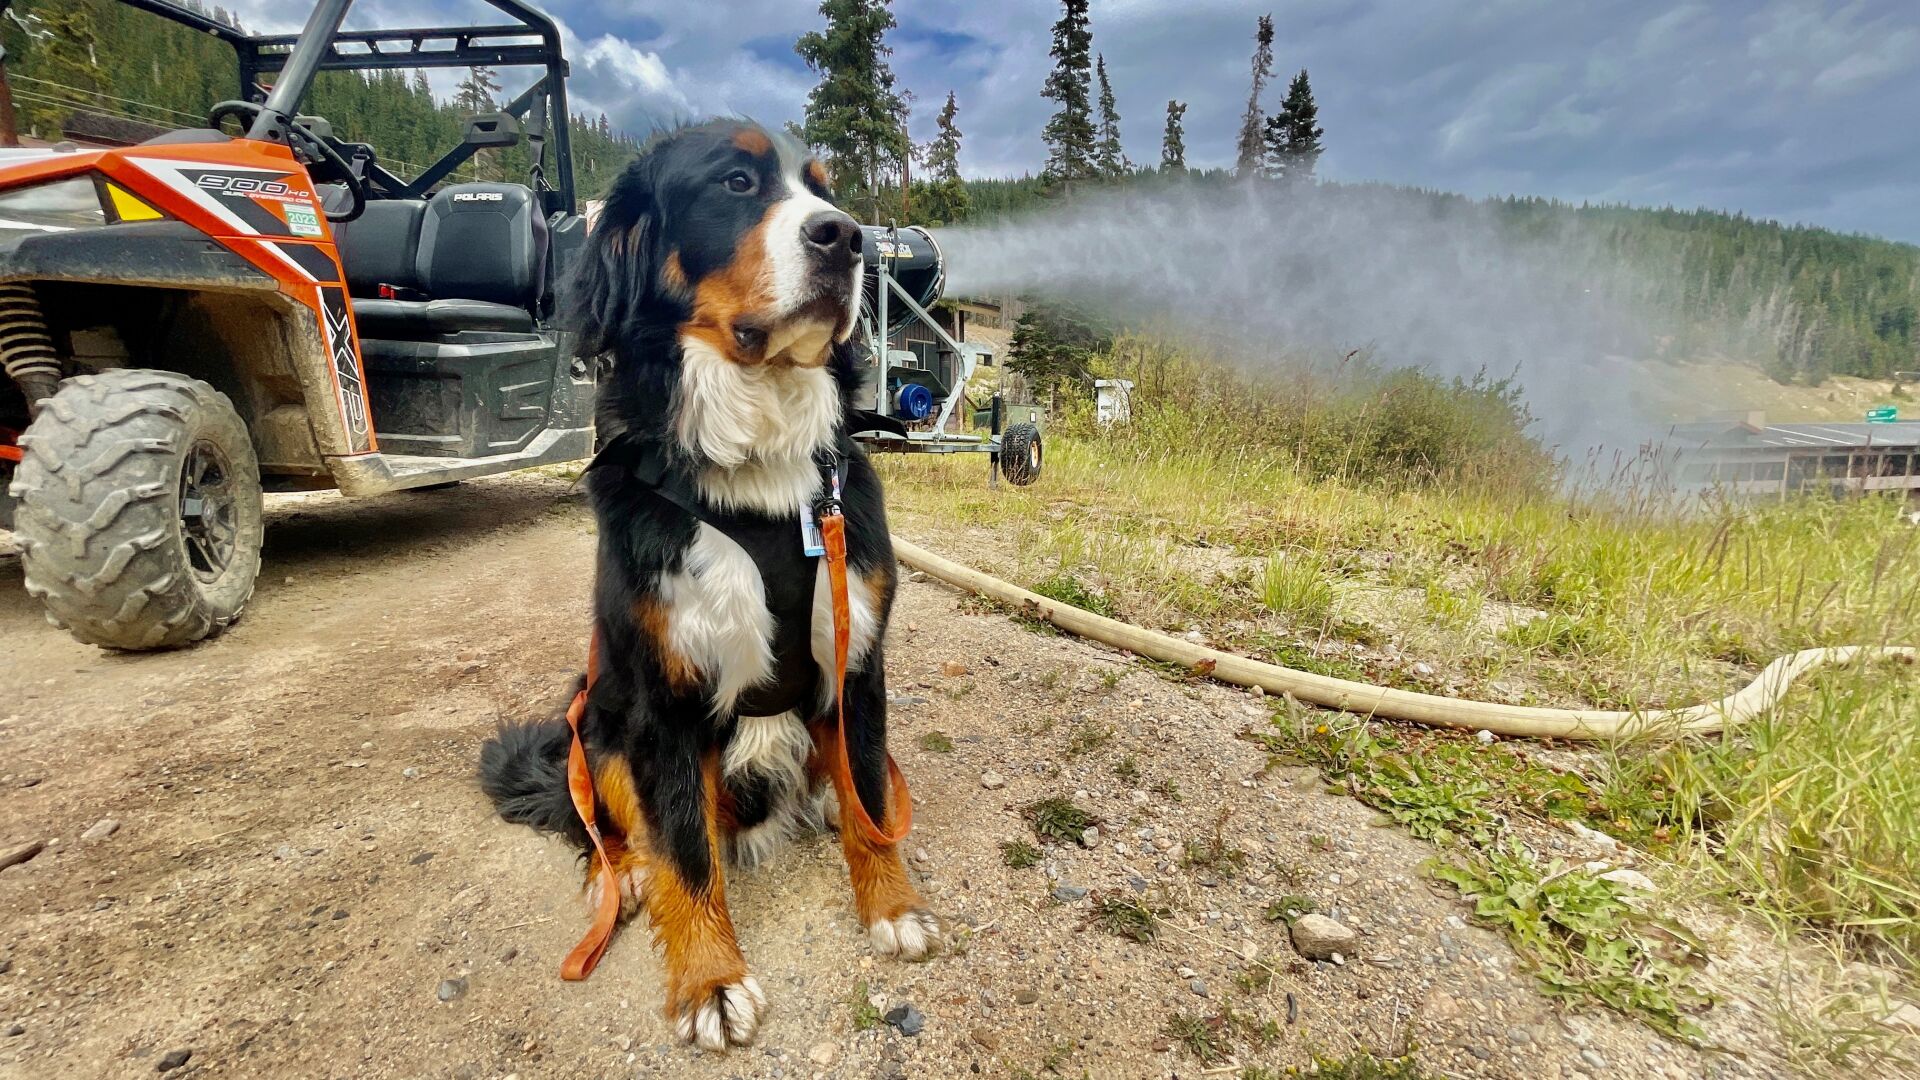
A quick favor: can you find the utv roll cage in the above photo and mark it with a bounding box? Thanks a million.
[115,0,576,214]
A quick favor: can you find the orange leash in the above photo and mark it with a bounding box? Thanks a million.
[555,502,912,981]
[820,509,913,848]
[560,634,620,981]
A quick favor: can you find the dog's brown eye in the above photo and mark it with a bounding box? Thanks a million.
[723,170,756,195]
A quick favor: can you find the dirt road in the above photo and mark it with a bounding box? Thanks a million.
[1,474,1781,1079]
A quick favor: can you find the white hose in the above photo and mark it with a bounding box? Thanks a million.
[892,537,1915,741]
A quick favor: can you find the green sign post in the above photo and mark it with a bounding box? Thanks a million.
[1866,406,1898,423]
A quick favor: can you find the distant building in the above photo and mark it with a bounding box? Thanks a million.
[1667,413,1920,497]
[885,298,999,393]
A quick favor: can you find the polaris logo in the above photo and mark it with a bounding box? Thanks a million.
[452,191,505,202]
[195,174,309,199]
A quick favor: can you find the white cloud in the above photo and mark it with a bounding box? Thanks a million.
[574,35,691,117]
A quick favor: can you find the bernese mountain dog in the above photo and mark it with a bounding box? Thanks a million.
[479,120,935,1051]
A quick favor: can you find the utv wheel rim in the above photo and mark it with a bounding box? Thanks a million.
[179,440,239,582]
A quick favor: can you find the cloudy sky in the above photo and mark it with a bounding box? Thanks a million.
[235,0,1920,242]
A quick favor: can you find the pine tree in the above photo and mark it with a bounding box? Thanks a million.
[1160,99,1188,174]
[1262,69,1324,183]
[453,66,500,114]
[1235,14,1275,177]
[1093,54,1130,179]
[1039,0,1096,187]
[451,66,503,180]
[913,91,969,225]
[1007,298,1107,412]
[924,90,962,181]
[795,0,912,220]
[17,4,101,138]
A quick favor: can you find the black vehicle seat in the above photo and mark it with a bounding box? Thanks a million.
[335,198,426,297]
[339,183,548,339]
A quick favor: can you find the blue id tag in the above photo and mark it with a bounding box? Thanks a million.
[800,503,826,556]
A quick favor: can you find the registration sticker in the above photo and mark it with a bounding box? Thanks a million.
[284,203,322,238]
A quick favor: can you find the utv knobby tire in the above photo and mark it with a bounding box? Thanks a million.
[999,422,1042,487]
[10,370,264,650]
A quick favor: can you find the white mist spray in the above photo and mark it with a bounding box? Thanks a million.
[936,181,1662,454]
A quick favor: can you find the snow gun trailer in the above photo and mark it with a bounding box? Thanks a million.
[852,224,1041,488]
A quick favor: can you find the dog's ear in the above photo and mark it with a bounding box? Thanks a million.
[571,156,661,359]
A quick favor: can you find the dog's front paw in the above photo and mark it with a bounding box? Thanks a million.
[673,976,767,1051]
[868,909,941,961]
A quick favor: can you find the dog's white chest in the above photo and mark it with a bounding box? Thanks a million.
[657,525,776,715]
[656,524,884,717]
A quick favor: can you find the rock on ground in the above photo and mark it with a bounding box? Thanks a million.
[1289,913,1358,960]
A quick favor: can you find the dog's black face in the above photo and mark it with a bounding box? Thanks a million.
[580,121,863,371]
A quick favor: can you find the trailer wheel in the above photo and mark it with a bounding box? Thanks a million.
[999,422,1043,487]
[11,369,264,650]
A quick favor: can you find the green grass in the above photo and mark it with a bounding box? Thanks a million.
[1113,753,1141,784]
[1032,572,1119,618]
[1263,894,1316,925]
[917,730,954,753]
[1433,844,1712,1039]
[1306,1049,1430,1079]
[1024,796,1098,845]
[1161,1012,1228,1064]
[876,350,1920,1054]
[1064,720,1113,757]
[1262,549,1336,625]
[1621,665,1920,966]
[1232,964,1276,994]
[1182,809,1250,879]
[1218,1004,1283,1046]
[1000,839,1042,869]
[879,421,1917,715]
[848,981,882,1031]
[1252,714,1601,846]
[1090,893,1160,943]
[1253,635,1376,683]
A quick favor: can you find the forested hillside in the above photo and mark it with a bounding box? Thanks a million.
[6,0,1915,383]
[0,0,641,198]
[960,174,1920,383]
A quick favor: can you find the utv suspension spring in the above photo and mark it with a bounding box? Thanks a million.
[0,283,61,414]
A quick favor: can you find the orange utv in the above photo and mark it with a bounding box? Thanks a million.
[0,0,594,648]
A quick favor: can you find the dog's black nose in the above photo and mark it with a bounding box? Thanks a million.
[802,210,861,257]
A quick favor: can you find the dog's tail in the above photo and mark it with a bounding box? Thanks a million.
[479,715,589,850]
